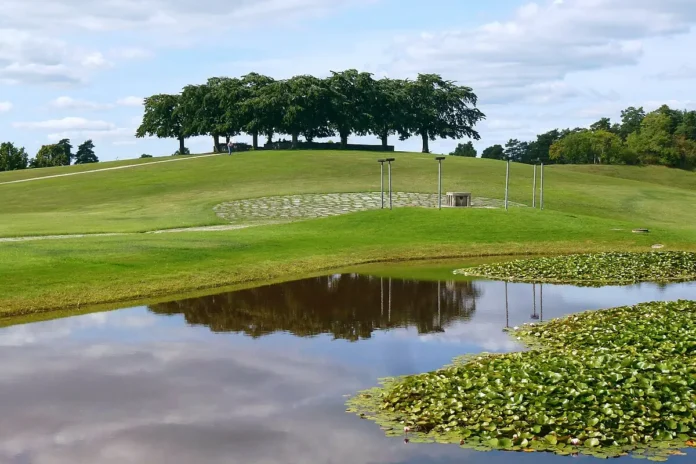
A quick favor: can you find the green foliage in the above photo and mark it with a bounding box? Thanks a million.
[136,93,189,153]
[504,139,528,162]
[481,144,505,160]
[142,70,484,153]
[399,73,485,153]
[31,144,69,168]
[0,142,29,171]
[450,141,477,157]
[74,140,98,164]
[550,130,624,165]
[348,299,696,459]
[55,139,73,166]
[140,154,152,158]
[456,252,696,285]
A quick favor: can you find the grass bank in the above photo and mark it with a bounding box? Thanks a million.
[2,207,691,320]
[2,150,696,237]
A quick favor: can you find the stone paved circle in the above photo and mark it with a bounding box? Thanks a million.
[214,192,522,224]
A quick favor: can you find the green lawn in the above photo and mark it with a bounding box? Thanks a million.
[0,153,212,183]
[2,150,695,237]
[1,150,695,321]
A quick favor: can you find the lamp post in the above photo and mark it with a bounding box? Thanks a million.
[435,156,445,209]
[540,163,545,210]
[532,164,537,208]
[386,158,395,210]
[504,158,510,211]
[377,159,386,209]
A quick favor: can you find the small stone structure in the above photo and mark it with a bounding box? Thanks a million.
[445,192,472,207]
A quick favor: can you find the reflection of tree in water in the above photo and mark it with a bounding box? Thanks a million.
[149,275,482,341]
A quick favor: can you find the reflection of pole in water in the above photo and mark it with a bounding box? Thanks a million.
[540,283,544,322]
[380,277,384,317]
[388,278,392,323]
[437,281,441,328]
[505,281,509,328]
[531,283,539,320]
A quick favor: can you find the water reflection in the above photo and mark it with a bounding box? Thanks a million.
[149,275,481,340]
[1,275,695,464]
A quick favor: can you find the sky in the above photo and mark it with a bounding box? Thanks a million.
[2,0,696,162]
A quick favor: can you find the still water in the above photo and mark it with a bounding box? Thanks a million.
[1,274,696,463]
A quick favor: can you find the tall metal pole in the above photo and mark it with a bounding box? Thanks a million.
[532,164,537,208]
[540,283,544,322]
[386,158,395,210]
[540,163,544,210]
[381,163,384,209]
[438,161,442,209]
[504,159,510,211]
[435,156,445,210]
[378,159,386,209]
[389,162,392,210]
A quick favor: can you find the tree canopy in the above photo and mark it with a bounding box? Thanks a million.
[0,142,29,171]
[480,104,696,170]
[75,140,99,164]
[138,70,485,153]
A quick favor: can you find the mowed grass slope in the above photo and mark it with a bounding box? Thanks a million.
[1,207,686,319]
[1,149,696,320]
[1,150,696,237]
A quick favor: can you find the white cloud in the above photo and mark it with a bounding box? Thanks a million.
[13,117,116,131]
[116,96,143,107]
[382,0,696,105]
[0,101,12,112]
[80,52,112,69]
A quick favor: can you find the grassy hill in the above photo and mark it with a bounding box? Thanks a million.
[1,150,696,237]
[1,150,695,321]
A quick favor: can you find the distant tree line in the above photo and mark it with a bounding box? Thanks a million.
[0,139,99,172]
[136,70,486,154]
[479,105,696,170]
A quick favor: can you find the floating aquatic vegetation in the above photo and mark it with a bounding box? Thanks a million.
[346,300,696,460]
[454,252,696,286]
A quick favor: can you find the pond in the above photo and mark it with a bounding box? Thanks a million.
[1,272,695,463]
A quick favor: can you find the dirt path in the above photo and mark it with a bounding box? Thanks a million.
[0,153,222,186]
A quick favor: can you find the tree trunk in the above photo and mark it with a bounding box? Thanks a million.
[291,133,299,149]
[340,131,348,148]
[252,131,259,150]
[421,132,430,154]
[225,135,230,144]
[381,132,388,150]
[178,137,186,154]
[212,134,220,152]
[267,132,273,145]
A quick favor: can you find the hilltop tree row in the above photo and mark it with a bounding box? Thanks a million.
[0,139,99,172]
[135,70,486,154]
[479,105,696,170]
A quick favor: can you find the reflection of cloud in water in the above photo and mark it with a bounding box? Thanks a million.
[0,341,469,464]
[1,276,695,463]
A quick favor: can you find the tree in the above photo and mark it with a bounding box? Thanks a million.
[450,141,477,157]
[400,74,485,153]
[75,140,98,164]
[550,130,623,164]
[481,144,505,160]
[239,73,275,149]
[325,69,375,148]
[504,139,528,162]
[619,106,646,139]
[590,117,612,132]
[368,78,407,149]
[136,94,189,154]
[627,112,676,166]
[243,79,286,146]
[0,142,29,171]
[525,129,562,164]
[31,144,67,168]
[180,82,221,151]
[55,139,73,165]
[278,75,333,147]
[674,111,696,141]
